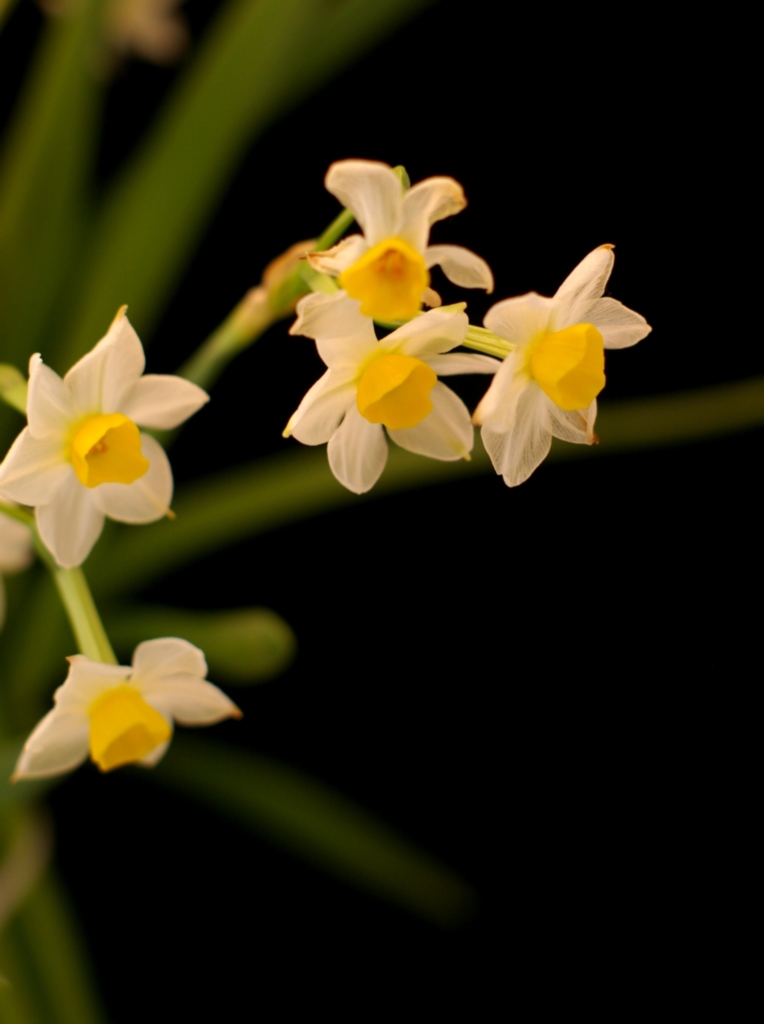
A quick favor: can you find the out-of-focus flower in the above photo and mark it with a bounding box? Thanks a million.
[0,508,33,629]
[13,638,241,780]
[308,160,494,321]
[284,292,498,493]
[38,0,189,67]
[473,245,651,486]
[0,307,208,568]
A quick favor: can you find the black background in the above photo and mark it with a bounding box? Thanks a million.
[2,0,759,1017]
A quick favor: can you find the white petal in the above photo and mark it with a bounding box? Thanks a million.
[26,356,75,438]
[424,244,494,292]
[92,434,172,523]
[399,177,466,251]
[12,707,89,781]
[131,637,207,685]
[388,307,468,358]
[0,428,69,505]
[286,370,356,446]
[290,291,376,357]
[588,297,652,349]
[57,656,133,709]
[64,309,145,415]
[0,513,34,573]
[552,245,614,330]
[317,333,380,373]
[119,374,209,429]
[324,160,402,246]
[36,475,105,568]
[426,353,500,377]
[388,383,473,461]
[481,385,552,487]
[327,404,388,494]
[306,234,367,276]
[142,676,241,725]
[483,293,556,349]
[472,350,528,433]
[547,397,598,444]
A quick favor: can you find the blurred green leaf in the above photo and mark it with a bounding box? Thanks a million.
[0,0,19,33]
[107,604,296,683]
[156,736,476,925]
[9,870,107,1024]
[0,0,101,369]
[60,0,438,362]
[88,378,764,598]
[0,741,52,808]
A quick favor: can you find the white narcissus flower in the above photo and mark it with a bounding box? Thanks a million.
[12,638,242,781]
[0,307,208,569]
[307,160,494,321]
[0,509,33,629]
[473,245,652,487]
[284,292,499,494]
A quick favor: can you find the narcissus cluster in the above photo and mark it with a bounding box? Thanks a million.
[1,157,650,784]
[288,159,651,492]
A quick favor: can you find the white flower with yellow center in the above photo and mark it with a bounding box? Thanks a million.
[307,160,494,321]
[284,292,499,494]
[0,509,33,629]
[473,245,652,487]
[12,638,241,781]
[0,308,208,568]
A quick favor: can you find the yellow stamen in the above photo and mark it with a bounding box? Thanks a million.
[527,323,605,410]
[357,353,437,430]
[69,413,149,488]
[339,237,429,321]
[89,685,171,772]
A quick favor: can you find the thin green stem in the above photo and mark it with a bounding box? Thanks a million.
[314,207,355,252]
[176,287,276,393]
[0,502,116,664]
[463,325,513,359]
[50,569,116,664]
[176,204,355,397]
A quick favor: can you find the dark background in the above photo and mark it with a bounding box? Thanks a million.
[2,0,759,1016]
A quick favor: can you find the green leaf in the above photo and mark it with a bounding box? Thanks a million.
[107,604,297,683]
[0,741,53,808]
[58,0,438,363]
[88,377,764,598]
[0,0,101,368]
[9,869,107,1024]
[155,736,476,925]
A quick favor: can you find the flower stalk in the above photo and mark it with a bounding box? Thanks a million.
[0,500,116,664]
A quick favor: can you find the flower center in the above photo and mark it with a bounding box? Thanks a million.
[69,413,150,488]
[89,685,171,772]
[526,323,606,410]
[356,353,437,430]
[338,237,430,321]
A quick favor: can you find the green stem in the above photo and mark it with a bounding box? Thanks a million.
[0,502,116,664]
[177,287,276,393]
[463,324,513,359]
[176,204,356,396]
[50,569,116,665]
